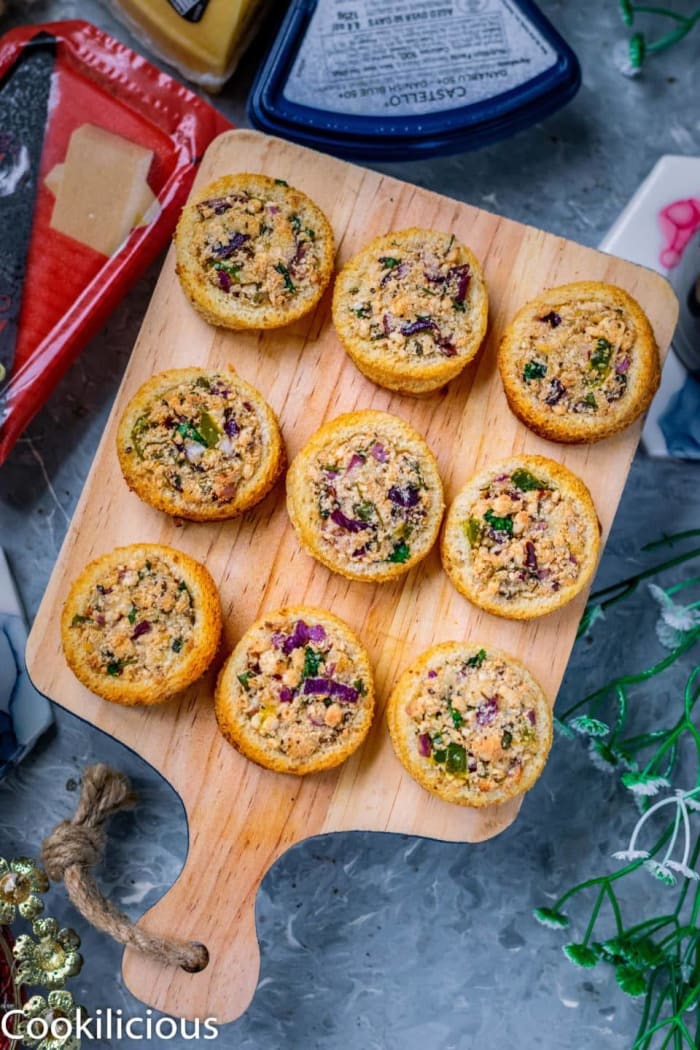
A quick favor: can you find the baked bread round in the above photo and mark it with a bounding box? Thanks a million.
[61,544,222,706]
[497,281,660,443]
[387,642,552,807]
[175,173,335,330]
[215,606,375,775]
[441,455,600,620]
[286,410,445,582]
[332,228,488,395]
[116,366,285,522]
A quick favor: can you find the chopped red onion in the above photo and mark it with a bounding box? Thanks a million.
[418,733,432,757]
[224,415,239,438]
[132,620,152,640]
[615,357,630,374]
[527,709,536,726]
[525,541,538,571]
[346,453,365,473]
[279,687,294,703]
[370,442,388,462]
[476,697,498,726]
[217,270,231,292]
[388,484,420,508]
[330,508,367,533]
[427,669,438,679]
[212,232,250,259]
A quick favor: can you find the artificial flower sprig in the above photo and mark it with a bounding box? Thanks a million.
[618,1,700,72]
[536,530,700,1050]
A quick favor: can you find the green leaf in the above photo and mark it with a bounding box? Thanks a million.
[483,509,513,535]
[583,392,598,409]
[621,772,670,797]
[237,672,252,692]
[433,748,447,764]
[511,468,550,492]
[275,262,296,293]
[212,260,241,279]
[466,649,487,669]
[172,637,183,654]
[303,646,323,679]
[618,0,634,27]
[71,614,90,627]
[353,678,367,696]
[177,421,207,446]
[501,729,513,750]
[533,907,569,930]
[615,965,647,998]
[353,500,375,522]
[590,338,613,373]
[569,715,610,738]
[523,360,547,382]
[379,256,401,269]
[274,178,289,186]
[563,943,598,968]
[450,706,464,729]
[128,606,137,625]
[388,540,411,564]
[289,213,301,233]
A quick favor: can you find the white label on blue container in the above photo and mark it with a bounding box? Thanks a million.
[284,0,557,117]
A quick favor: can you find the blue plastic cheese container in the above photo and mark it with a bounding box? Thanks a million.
[248,0,581,161]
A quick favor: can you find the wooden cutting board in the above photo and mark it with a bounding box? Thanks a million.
[26,130,678,1024]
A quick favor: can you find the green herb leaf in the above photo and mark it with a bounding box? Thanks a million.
[275,262,296,293]
[466,649,487,668]
[388,540,411,563]
[379,256,401,269]
[583,392,598,409]
[591,338,613,372]
[450,706,464,729]
[177,421,207,446]
[274,178,289,186]
[523,360,547,382]
[483,509,514,535]
[511,468,550,492]
[289,213,301,233]
[303,646,323,679]
[353,679,367,696]
[128,606,137,625]
[353,500,375,522]
[237,672,252,692]
[71,614,90,627]
[433,748,447,764]
[501,729,513,750]
[172,637,183,653]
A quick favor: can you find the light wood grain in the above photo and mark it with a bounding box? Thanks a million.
[26,130,678,1024]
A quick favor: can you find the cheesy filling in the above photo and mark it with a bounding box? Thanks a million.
[308,431,434,566]
[516,298,636,417]
[192,184,324,308]
[461,467,585,601]
[125,373,263,507]
[342,235,477,363]
[236,618,369,761]
[406,650,542,794]
[69,552,196,680]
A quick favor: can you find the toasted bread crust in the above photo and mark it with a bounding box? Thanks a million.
[286,410,445,583]
[175,173,335,331]
[497,281,660,443]
[61,543,222,706]
[116,366,285,522]
[332,228,488,395]
[215,605,375,775]
[387,641,552,807]
[441,455,601,620]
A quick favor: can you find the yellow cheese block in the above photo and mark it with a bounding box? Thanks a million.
[49,124,154,257]
[111,0,265,90]
[45,163,158,228]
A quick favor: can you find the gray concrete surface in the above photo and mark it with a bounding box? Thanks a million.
[1,1,699,1047]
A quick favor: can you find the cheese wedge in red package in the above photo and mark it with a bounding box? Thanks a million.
[0,20,232,464]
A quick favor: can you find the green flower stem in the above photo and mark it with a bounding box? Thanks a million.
[559,632,700,721]
[643,530,700,552]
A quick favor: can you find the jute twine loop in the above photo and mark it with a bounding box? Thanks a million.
[41,763,208,974]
